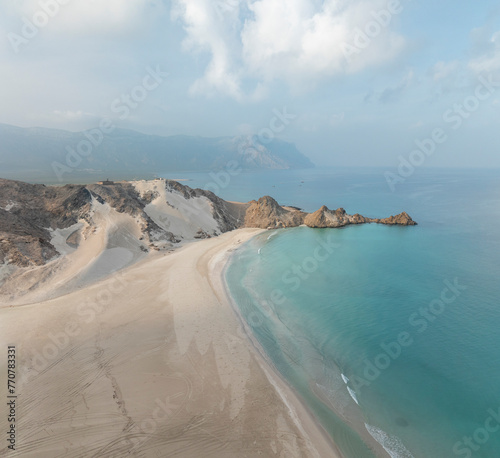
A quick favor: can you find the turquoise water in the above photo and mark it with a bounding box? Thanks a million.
[166,168,500,457]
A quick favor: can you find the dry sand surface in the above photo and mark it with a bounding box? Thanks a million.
[0,229,341,457]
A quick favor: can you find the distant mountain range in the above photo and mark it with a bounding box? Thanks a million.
[0,123,314,183]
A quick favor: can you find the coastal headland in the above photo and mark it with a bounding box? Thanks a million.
[0,178,417,456]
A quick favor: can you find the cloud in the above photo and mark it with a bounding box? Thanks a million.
[2,0,165,39]
[379,69,414,103]
[425,25,500,99]
[468,30,500,75]
[431,60,460,81]
[171,0,247,100]
[173,0,407,100]
[364,68,414,104]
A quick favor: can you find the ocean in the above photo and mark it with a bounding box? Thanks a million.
[162,167,500,457]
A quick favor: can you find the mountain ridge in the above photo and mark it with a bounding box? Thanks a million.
[0,123,314,182]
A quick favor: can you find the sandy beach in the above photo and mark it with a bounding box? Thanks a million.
[0,228,341,457]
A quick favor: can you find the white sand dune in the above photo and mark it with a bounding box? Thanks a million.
[0,229,340,457]
[133,179,221,240]
[0,196,148,305]
[0,179,238,306]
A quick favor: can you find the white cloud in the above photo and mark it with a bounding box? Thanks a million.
[468,30,500,75]
[431,60,460,81]
[426,27,500,98]
[172,0,245,100]
[59,0,162,34]
[173,0,407,100]
[2,0,164,38]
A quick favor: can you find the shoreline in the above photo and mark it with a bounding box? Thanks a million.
[214,232,343,458]
[217,229,391,458]
[0,228,343,457]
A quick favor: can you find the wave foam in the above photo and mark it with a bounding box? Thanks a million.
[347,386,359,405]
[267,231,278,240]
[365,424,414,458]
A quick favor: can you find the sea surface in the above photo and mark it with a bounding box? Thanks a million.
[162,167,500,458]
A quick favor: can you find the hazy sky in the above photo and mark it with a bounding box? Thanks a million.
[0,0,499,167]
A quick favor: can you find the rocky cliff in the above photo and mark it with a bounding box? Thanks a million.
[244,196,307,229]
[0,178,416,268]
[0,180,92,267]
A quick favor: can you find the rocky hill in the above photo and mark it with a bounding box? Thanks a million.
[244,196,307,229]
[0,178,416,270]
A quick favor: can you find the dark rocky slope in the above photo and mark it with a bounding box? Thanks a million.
[0,178,416,267]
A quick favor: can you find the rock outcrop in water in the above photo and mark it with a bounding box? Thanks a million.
[372,211,417,226]
[304,206,370,228]
[304,206,417,228]
[0,178,417,268]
